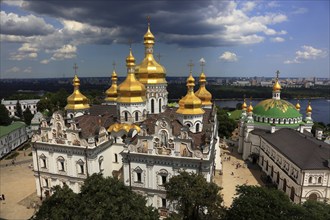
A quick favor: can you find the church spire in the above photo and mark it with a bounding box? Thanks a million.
[195,59,212,108]
[104,62,118,103]
[272,70,281,100]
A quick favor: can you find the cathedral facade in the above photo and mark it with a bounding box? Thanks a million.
[238,74,330,203]
[31,22,220,215]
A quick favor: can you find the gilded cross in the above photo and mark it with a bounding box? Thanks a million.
[147,16,150,25]
[112,61,116,71]
[276,70,280,79]
[73,63,78,74]
[188,60,194,73]
[157,53,162,62]
[200,58,205,72]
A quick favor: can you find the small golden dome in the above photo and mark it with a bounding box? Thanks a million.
[144,24,155,46]
[135,22,166,85]
[306,101,312,113]
[108,122,141,133]
[176,74,205,115]
[195,72,212,106]
[247,102,254,113]
[242,98,247,110]
[295,100,301,110]
[105,70,118,102]
[117,49,146,104]
[65,75,90,110]
[273,71,281,91]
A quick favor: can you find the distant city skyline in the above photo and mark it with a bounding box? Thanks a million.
[0,0,329,79]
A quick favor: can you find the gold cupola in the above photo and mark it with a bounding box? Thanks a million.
[306,101,312,113]
[176,74,205,115]
[117,48,146,103]
[135,19,166,84]
[247,100,254,113]
[105,66,118,102]
[195,71,212,107]
[65,74,90,110]
[295,100,301,111]
[242,97,247,111]
[273,70,282,91]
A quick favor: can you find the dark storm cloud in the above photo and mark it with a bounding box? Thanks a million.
[21,0,229,47]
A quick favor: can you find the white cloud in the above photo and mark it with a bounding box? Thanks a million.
[6,66,20,73]
[268,1,280,8]
[219,51,238,62]
[2,0,23,7]
[200,57,206,64]
[23,67,32,73]
[0,11,55,36]
[241,2,256,12]
[51,44,77,60]
[40,59,50,64]
[284,45,327,64]
[270,37,285,42]
[292,7,308,15]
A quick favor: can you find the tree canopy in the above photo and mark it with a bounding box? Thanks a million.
[217,107,237,138]
[15,100,23,118]
[165,171,225,220]
[23,107,33,125]
[33,174,159,220]
[0,104,12,126]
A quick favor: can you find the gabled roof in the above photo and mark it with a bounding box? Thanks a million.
[251,128,330,170]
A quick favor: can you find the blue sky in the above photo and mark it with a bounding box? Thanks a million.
[0,0,329,79]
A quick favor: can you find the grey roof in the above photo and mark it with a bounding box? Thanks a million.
[251,128,330,170]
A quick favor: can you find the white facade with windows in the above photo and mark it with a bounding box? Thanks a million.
[1,99,39,117]
[0,122,28,159]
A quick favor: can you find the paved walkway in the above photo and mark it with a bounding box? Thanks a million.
[213,143,264,207]
[0,145,40,220]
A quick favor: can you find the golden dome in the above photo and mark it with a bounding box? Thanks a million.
[108,122,141,133]
[273,79,281,91]
[306,101,312,113]
[105,70,118,102]
[135,22,166,85]
[295,100,301,110]
[242,98,247,110]
[65,75,90,110]
[117,48,146,104]
[144,23,155,46]
[176,74,205,115]
[195,72,212,106]
[247,102,254,113]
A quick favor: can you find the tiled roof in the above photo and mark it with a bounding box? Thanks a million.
[251,128,330,170]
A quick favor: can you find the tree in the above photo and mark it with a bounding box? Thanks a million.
[165,171,225,220]
[301,200,330,220]
[226,185,304,220]
[15,100,23,118]
[33,174,159,220]
[217,107,237,138]
[23,107,34,125]
[33,184,78,220]
[0,104,12,126]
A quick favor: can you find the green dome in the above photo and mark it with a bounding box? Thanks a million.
[253,99,302,119]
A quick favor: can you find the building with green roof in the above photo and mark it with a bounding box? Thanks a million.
[0,121,28,159]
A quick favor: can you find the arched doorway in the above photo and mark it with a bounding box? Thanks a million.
[151,99,155,114]
[308,193,318,201]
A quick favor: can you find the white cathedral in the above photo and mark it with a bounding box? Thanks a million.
[31,22,220,216]
[238,74,330,203]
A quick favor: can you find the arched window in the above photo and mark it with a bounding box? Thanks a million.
[308,193,318,201]
[276,171,280,184]
[308,176,313,183]
[134,167,143,183]
[77,159,85,174]
[318,177,322,184]
[57,156,65,172]
[160,130,168,147]
[159,99,162,113]
[114,153,118,163]
[151,99,155,114]
[290,186,295,201]
[196,123,200,132]
[99,156,104,172]
[124,112,128,121]
[283,179,287,192]
[40,154,47,168]
[135,112,139,122]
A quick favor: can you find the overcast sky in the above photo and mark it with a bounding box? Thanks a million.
[0,0,329,79]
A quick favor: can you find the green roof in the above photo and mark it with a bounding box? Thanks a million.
[253,99,302,119]
[228,109,242,120]
[0,121,26,138]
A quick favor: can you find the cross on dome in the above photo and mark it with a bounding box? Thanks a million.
[112,61,116,71]
[188,60,194,74]
[73,63,78,74]
[200,58,205,72]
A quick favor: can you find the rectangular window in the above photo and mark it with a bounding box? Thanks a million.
[41,159,46,168]
[60,162,65,171]
[137,173,142,182]
[45,178,49,188]
[162,198,167,208]
[79,164,84,174]
[161,176,167,185]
